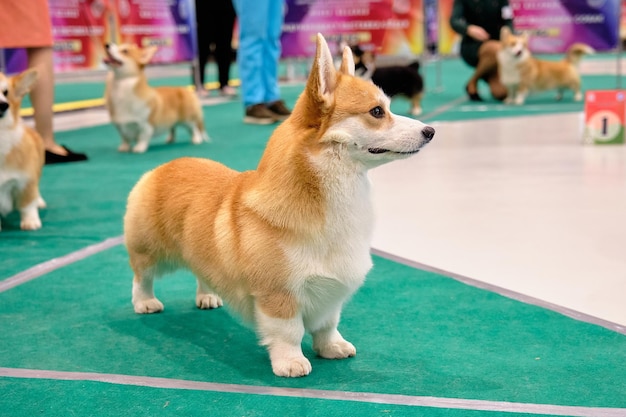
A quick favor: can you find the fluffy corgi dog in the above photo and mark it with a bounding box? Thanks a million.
[350,45,424,116]
[104,43,209,153]
[0,69,46,231]
[497,27,593,105]
[124,34,435,377]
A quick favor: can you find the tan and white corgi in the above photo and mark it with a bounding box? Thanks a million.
[0,69,46,231]
[497,27,593,105]
[104,43,209,153]
[123,34,435,377]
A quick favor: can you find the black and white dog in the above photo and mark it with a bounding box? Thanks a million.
[350,45,424,116]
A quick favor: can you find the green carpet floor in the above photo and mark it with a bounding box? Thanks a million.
[1,56,625,417]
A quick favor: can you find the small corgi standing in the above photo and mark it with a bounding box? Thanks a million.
[104,43,209,153]
[123,34,435,377]
[0,69,46,231]
[497,27,594,105]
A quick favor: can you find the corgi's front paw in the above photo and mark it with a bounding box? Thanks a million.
[271,355,312,377]
[196,293,223,309]
[133,298,164,314]
[574,92,583,101]
[504,96,514,104]
[20,217,42,231]
[315,339,356,359]
[132,142,149,153]
[514,96,525,105]
[410,107,422,116]
[118,142,131,152]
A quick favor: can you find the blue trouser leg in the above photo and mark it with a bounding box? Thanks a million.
[263,0,283,103]
[233,0,283,108]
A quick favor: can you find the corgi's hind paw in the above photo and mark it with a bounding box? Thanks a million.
[315,339,356,359]
[132,143,149,153]
[271,356,312,377]
[196,293,223,309]
[133,298,164,314]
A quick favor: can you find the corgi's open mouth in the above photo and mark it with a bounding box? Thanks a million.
[103,52,123,67]
[368,147,419,155]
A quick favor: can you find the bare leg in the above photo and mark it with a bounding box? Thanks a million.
[26,47,65,155]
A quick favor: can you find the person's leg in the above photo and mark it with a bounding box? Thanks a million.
[233,0,267,107]
[26,47,62,154]
[262,0,283,104]
[214,1,236,92]
[194,0,211,90]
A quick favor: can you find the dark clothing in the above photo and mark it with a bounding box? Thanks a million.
[449,0,513,67]
[194,0,236,88]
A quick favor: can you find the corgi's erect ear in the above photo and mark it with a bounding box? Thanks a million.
[140,45,158,65]
[339,45,355,76]
[13,68,39,98]
[308,33,337,107]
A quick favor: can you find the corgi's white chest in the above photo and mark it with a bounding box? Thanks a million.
[498,53,522,85]
[287,172,374,308]
[109,77,151,125]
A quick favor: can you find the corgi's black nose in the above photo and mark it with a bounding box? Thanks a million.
[105,43,110,49]
[422,126,435,141]
[0,101,9,115]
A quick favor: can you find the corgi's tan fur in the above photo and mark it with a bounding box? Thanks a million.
[497,27,593,105]
[124,34,435,377]
[0,69,46,231]
[104,43,209,153]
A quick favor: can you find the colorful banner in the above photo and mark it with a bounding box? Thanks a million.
[510,0,620,53]
[1,0,196,74]
[281,0,424,58]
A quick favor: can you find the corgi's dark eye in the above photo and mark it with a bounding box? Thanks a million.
[121,50,128,55]
[2,89,7,96]
[369,106,384,118]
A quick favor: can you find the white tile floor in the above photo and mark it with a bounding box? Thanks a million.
[370,112,626,327]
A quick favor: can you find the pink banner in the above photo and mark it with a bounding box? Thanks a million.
[282,0,424,58]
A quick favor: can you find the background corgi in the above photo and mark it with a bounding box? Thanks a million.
[497,27,594,105]
[104,43,209,153]
[124,34,435,377]
[0,69,46,231]
[350,45,424,116]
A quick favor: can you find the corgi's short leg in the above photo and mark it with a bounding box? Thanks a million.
[195,278,223,309]
[309,309,356,359]
[504,85,515,104]
[165,127,176,144]
[514,88,527,105]
[115,125,132,152]
[19,183,42,231]
[410,93,423,116]
[132,270,164,314]
[256,303,311,377]
[37,195,46,209]
[19,199,42,231]
[132,125,154,153]
[189,122,208,145]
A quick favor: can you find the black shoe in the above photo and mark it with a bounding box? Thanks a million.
[267,100,292,121]
[244,104,277,125]
[45,146,88,165]
[465,84,484,102]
